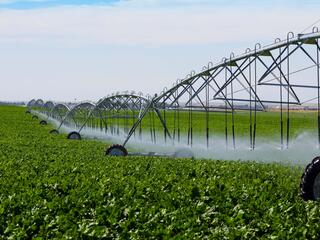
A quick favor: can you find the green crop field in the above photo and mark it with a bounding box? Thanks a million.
[1,105,320,239]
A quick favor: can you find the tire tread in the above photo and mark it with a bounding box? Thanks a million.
[300,157,320,201]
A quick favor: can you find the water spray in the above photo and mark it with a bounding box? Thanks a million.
[27,29,320,201]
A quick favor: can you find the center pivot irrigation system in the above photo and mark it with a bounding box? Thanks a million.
[27,29,320,201]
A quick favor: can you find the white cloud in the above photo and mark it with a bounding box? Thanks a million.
[0,5,318,48]
[0,3,319,101]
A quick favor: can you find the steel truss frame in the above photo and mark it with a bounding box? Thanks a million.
[29,29,320,152]
[122,30,320,150]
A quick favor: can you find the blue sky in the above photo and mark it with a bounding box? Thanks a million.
[0,0,319,9]
[0,0,120,9]
[0,0,319,101]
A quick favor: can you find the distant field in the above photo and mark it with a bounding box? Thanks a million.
[151,109,319,137]
[60,108,320,145]
[0,106,320,238]
[48,107,320,135]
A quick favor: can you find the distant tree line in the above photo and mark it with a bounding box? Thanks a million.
[0,101,26,106]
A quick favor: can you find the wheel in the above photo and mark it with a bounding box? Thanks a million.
[300,156,320,201]
[50,129,59,134]
[173,148,194,158]
[67,131,81,140]
[39,120,47,126]
[25,110,31,114]
[32,115,38,120]
[106,144,128,156]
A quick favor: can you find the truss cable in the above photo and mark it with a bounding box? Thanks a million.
[113,112,116,135]
[139,99,142,140]
[105,109,108,134]
[163,96,167,144]
[191,88,193,147]
[230,67,236,150]
[191,89,193,147]
[133,108,137,139]
[99,109,102,133]
[148,111,153,143]
[173,89,177,143]
[225,67,229,150]
[92,111,95,130]
[206,78,210,149]
[111,109,114,135]
[249,56,253,149]
[188,87,193,146]
[300,18,320,34]
[177,90,181,143]
[132,108,136,139]
[106,107,110,134]
[127,99,133,138]
[228,64,317,97]
[90,111,93,130]
[286,40,291,149]
[100,111,103,132]
[112,107,115,134]
[301,96,320,104]
[317,39,320,147]
[188,108,190,145]
[279,47,284,150]
[173,103,176,143]
[124,107,127,134]
[91,109,94,129]
[110,108,113,134]
[253,54,257,150]
[187,88,190,146]
[125,103,127,134]
[116,107,120,136]
[152,110,156,144]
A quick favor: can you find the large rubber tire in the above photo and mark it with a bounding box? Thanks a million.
[25,110,31,114]
[106,144,128,157]
[32,115,38,120]
[50,129,59,134]
[67,131,81,140]
[39,120,47,126]
[300,156,320,201]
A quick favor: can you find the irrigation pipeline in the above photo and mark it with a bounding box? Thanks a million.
[25,28,320,202]
[28,30,320,155]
